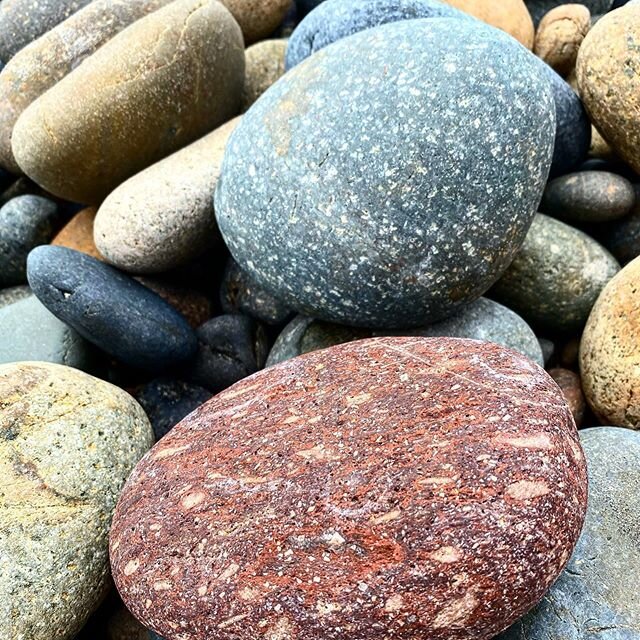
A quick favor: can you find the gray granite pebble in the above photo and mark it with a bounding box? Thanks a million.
[491,213,620,333]
[0,295,95,370]
[497,427,640,640]
[216,18,555,328]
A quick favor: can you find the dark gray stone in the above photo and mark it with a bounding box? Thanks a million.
[538,338,556,366]
[541,171,635,224]
[296,0,325,16]
[26,245,198,371]
[266,298,543,367]
[134,378,212,441]
[0,0,93,61]
[497,427,640,640]
[220,257,293,326]
[216,18,555,328]
[0,284,31,308]
[185,314,269,392]
[285,0,590,178]
[0,294,95,370]
[596,184,640,265]
[0,194,59,287]
[491,213,620,333]
[525,0,614,25]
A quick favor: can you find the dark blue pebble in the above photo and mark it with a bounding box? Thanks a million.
[26,246,198,371]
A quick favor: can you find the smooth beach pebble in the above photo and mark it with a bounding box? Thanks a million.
[11,0,245,204]
[0,0,174,174]
[577,4,640,175]
[597,185,640,264]
[0,361,153,640]
[217,18,555,328]
[580,255,640,428]
[540,171,636,224]
[491,213,620,332]
[0,194,59,287]
[548,368,586,426]
[0,0,92,60]
[110,337,587,640]
[526,0,612,25]
[534,4,591,77]
[0,295,96,370]
[219,0,292,44]
[26,246,198,371]
[242,40,287,112]
[94,119,239,274]
[52,207,103,260]
[498,427,640,639]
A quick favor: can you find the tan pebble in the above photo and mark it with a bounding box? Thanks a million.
[219,0,291,45]
[242,39,287,112]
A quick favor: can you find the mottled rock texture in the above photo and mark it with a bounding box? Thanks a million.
[219,0,292,44]
[0,361,153,640]
[534,4,591,76]
[53,207,103,260]
[242,40,287,112]
[0,284,31,308]
[12,0,244,204]
[217,18,555,328]
[0,0,92,60]
[27,246,198,371]
[0,0,175,174]
[577,4,640,174]
[95,119,239,274]
[526,0,612,25]
[541,170,635,224]
[497,427,640,639]
[580,256,640,428]
[491,213,619,332]
[111,337,587,640]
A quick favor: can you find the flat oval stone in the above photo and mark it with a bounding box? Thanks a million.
[111,336,587,640]
[0,0,92,60]
[216,18,555,328]
[497,427,640,639]
[526,0,612,25]
[94,119,239,274]
[577,5,640,175]
[0,361,153,640]
[0,194,59,287]
[12,0,244,205]
[580,255,640,428]
[0,0,174,174]
[541,171,635,223]
[491,214,620,332]
[266,298,543,367]
[26,246,198,371]
[0,295,96,370]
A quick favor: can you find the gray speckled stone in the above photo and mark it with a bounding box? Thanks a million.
[0,194,59,287]
[0,284,31,308]
[491,214,620,333]
[0,295,96,370]
[596,184,640,265]
[267,298,544,367]
[525,0,613,25]
[216,18,556,329]
[497,427,640,640]
[0,361,153,640]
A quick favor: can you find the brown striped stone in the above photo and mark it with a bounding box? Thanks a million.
[110,337,587,640]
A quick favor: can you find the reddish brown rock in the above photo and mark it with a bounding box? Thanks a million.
[52,207,103,260]
[110,337,587,640]
[549,368,586,426]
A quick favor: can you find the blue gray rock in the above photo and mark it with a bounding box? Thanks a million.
[491,213,620,333]
[134,378,212,441]
[26,246,198,371]
[266,298,544,366]
[497,427,640,640]
[0,194,59,287]
[0,295,95,370]
[285,0,590,177]
[216,18,556,328]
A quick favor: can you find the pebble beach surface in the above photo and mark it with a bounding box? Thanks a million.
[0,1,639,639]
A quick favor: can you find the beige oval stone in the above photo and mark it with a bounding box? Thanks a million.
[534,4,591,77]
[11,0,244,205]
[0,361,153,640]
[576,5,640,174]
[219,0,291,44]
[580,256,640,429]
[0,0,175,174]
[242,39,287,112]
[443,0,535,48]
[94,117,239,274]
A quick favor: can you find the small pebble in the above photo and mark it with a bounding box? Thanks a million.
[242,39,287,112]
[549,367,586,425]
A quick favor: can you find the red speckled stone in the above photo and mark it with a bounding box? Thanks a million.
[110,337,588,640]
